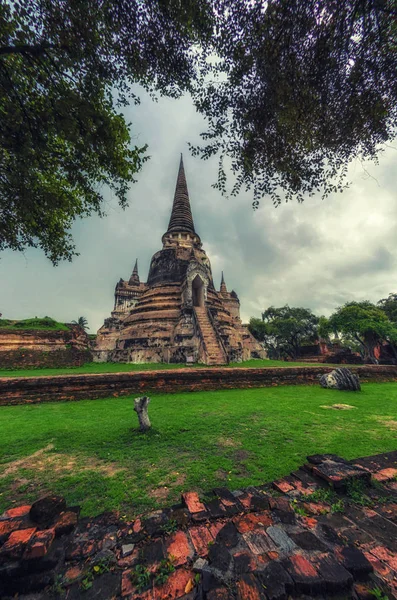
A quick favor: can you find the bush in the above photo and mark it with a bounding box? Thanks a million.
[0,319,12,327]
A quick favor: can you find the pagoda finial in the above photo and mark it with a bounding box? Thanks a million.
[129,259,140,285]
[165,155,196,235]
[220,271,227,293]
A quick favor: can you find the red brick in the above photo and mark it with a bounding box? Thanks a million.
[289,554,318,578]
[209,520,225,539]
[217,494,237,509]
[285,554,324,595]
[182,492,205,514]
[156,568,193,599]
[166,530,194,566]
[0,518,24,538]
[369,546,397,571]
[65,566,83,583]
[362,507,377,518]
[117,548,139,568]
[233,511,272,534]
[0,527,37,559]
[291,480,315,495]
[238,492,254,510]
[24,528,55,559]
[301,517,318,529]
[354,583,376,600]
[133,517,142,533]
[188,525,213,557]
[53,511,77,536]
[303,502,329,515]
[273,479,295,494]
[379,503,397,521]
[372,467,397,482]
[121,569,134,598]
[236,573,264,600]
[363,552,390,578]
[66,539,100,560]
[269,497,292,512]
[2,505,31,519]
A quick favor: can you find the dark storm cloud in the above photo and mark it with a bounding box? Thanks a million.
[1,91,397,329]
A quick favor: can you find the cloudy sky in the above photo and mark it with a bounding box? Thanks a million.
[1,90,397,332]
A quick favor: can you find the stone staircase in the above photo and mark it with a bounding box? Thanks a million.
[194,306,227,365]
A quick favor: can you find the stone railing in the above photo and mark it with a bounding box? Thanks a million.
[207,308,229,363]
[192,307,209,364]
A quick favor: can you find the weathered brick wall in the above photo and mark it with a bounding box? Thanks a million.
[0,348,93,370]
[0,365,396,406]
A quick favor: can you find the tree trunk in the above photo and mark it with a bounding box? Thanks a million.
[134,396,151,431]
[389,342,397,362]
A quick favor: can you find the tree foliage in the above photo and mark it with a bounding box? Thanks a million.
[72,316,89,331]
[2,1,397,263]
[251,295,397,363]
[323,301,397,363]
[378,293,397,323]
[193,0,397,207]
[249,305,318,360]
[0,0,213,263]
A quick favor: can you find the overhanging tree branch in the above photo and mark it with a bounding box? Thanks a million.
[0,43,67,57]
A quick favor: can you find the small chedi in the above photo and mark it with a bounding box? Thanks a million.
[95,156,265,364]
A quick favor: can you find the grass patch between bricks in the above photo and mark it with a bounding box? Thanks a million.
[0,383,396,517]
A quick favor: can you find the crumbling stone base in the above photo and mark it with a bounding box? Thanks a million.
[1,451,397,599]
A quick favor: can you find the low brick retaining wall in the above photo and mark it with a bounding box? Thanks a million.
[0,365,396,406]
[0,348,93,370]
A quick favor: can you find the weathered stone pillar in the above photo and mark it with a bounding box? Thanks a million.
[134,396,151,431]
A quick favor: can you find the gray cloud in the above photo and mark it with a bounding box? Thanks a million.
[1,91,397,330]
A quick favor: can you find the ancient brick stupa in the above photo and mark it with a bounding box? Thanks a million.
[95,156,265,364]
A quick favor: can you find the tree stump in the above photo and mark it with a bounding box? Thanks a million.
[319,368,361,391]
[134,396,151,431]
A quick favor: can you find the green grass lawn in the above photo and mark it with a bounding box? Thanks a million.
[0,317,69,331]
[0,359,351,378]
[0,383,396,517]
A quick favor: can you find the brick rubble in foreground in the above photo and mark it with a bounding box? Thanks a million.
[1,452,397,599]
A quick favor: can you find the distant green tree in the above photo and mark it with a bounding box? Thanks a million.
[249,306,318,360]
[318,316,332,341]
[248,317,267,342]
[378,293,397,323]
[327,301,397,364]
[378,293,397,360]
[249,316,281,359]
[72,316,89,331]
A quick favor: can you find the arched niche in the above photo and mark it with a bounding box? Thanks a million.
[192,274,205,307]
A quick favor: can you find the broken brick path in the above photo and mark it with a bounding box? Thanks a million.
[1,451,397,599]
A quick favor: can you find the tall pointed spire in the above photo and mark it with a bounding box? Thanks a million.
[129,259,140,285]
[220,271,227,293]
[166,155,196,234]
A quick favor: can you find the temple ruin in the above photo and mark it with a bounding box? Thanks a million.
[94,156,265,364]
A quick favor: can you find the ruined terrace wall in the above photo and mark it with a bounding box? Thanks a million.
[0,365,395,406]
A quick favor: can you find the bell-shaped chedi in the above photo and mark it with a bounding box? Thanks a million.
[95,157,265,364]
